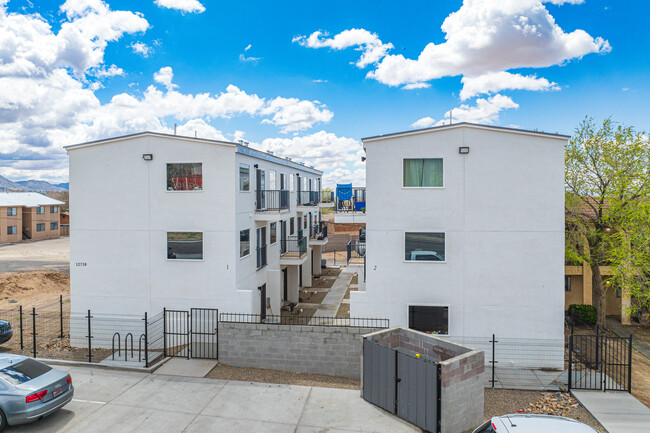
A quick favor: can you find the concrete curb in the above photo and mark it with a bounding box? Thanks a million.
[39,356,170,374]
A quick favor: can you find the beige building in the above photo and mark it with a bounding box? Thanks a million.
[0,193,64,243]
[565,264,629,323]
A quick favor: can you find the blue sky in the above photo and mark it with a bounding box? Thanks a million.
[0,0,645,186]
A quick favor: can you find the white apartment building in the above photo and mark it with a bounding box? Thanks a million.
[65,132,328,321]
[351,123,566,366]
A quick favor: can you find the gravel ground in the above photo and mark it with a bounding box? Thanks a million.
[205,363,360,389]
[483,389,606,432]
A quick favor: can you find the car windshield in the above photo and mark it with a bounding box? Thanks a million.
[0,359,52,386]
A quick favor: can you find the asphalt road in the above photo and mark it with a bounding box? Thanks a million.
[0,238,70,274]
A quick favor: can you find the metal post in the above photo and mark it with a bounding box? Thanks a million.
[59,295,64,339]
[595,324,600,372]
[489,334,498,388]
[19,305,23,350]
[163,308,167,358]
[144,312,149,368]
[31,307,36,358]
[393,349,399,415]
[568,335,573,391]
[628,334,633,393]
[87,309,92,363]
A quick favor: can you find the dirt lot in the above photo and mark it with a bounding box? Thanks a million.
[0,272,69,307]
[206,364,360,389]
[0,237,69,274]
[282,268,341,320]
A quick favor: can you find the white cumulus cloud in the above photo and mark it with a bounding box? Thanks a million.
[154,0,205,14]
[460,71,559,100]
[441,94,519,125]
[130,41,152,57]
[411,117,436,128]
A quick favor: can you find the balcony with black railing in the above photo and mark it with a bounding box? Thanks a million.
[297,191,320,207]
[256,245,267,270]
[280,236,307,261]
[310,222,327,239]
[256,190,290,212]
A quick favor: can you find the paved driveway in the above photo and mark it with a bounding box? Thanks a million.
[6,365,419,433]
[0,237,69,273]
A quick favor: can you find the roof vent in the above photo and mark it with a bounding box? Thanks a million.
[268,151,274,155]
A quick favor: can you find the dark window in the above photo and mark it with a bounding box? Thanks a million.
[50,222,58,230]
[0,359,52,386]
[7,226,17,235]
[167,232,203,260]
[7,207,17,216]
[616,286,622,298]
[565,276,571,292]
[50,206,58,213]
[270,222,277,244]
[36,223,45,232]
[240,229,250,257]
[290,218,295,235]
[167,163,202,191]
[240,164,250,191]
[405,232,445,261]
[36,206,44,214]
[408,306,448,335]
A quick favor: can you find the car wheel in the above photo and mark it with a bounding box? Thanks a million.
[0,408,7,432]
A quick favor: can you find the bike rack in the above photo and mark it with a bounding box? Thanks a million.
[138,334,146,363]
[111,332,121,360]
[124,333,134,361]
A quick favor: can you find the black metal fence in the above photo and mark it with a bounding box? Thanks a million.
[220,312,389,328]
[310,222,327,239]
[297,191,320,206]
[256,189,289,211]
[568,334,632,392]
[280,236,307,258]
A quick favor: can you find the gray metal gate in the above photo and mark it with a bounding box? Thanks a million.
[363,339,440,432]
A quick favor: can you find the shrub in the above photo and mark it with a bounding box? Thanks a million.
[568,304,598,325]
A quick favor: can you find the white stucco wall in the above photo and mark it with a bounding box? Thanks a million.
[351,126,566,355]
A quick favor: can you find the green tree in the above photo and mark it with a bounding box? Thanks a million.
[565,117,650,326]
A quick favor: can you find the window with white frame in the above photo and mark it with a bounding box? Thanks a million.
[240,229,251,257]
[403,158,443,187]
[405,232,445,261]
[167,232,203,260]
[7,226,17,235]
[167,163,203,191]
[409,306,448,335]
[7,207,17,216]
[240,164,250,191]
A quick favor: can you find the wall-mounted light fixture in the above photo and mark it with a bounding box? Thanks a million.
[253,164,259,168]
[142,154,153,161]
[458,147,470,154]
[361,156,367,162]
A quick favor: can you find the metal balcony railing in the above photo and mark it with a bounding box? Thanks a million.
[297,191,320,206]
[256,190,289,211]
[256,245,267,269]
[280,236,307,259]
[335,187,366,213]
[310,222,327,240]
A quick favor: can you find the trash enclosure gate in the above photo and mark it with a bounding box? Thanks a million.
[164,308,219,360]
[362,339,440,432]
[568,334,632,392]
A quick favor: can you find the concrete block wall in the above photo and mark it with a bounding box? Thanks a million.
[440,350,485,433]
[219,322,381,378]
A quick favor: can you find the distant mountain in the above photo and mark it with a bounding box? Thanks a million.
[0,175,27,191]
[0,175,68,192]
[56,182,69,190]
[16,180,68,192]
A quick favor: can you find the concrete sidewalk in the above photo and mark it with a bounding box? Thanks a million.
[10,364,418,433]
[572,390,650,433]
[310,270,353,319]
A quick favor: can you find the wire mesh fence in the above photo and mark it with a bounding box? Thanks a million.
[220,312,389,328]
[442,335,566,391]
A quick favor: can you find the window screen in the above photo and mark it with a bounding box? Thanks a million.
[405,232,445,261]
[408,306,448,335]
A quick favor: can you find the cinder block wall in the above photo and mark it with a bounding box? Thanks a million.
[440,350,485,433]
[219,323,381,378]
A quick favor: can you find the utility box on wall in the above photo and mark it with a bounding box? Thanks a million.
[362,327,484,433]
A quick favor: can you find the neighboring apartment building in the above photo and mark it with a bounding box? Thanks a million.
[0,193,63,243]
[352,123,566,367]
[65,132,328,321]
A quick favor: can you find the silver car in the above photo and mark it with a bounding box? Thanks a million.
[0,355,73,430]
[473,414,599,433]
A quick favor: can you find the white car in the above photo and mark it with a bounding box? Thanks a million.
[473,414,599,433]
[409,250,444,261]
